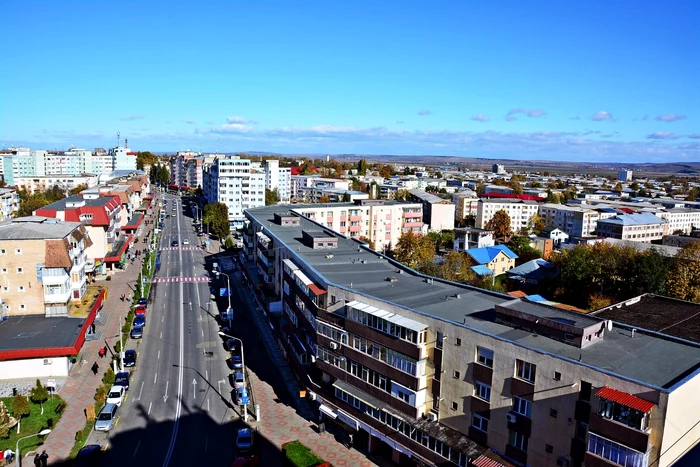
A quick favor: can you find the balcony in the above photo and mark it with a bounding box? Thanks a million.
[589,413,650,453]
[349,225,362,233]
[44,290,71,304]
[403,211,422,219]
[402,221,423,228]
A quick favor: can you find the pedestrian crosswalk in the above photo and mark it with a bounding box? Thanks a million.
[159,246,201,251]
[151,276,211,283]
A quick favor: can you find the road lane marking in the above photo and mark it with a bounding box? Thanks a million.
[133,440,141,458]
[160,331,163,339]
[201,329,204,337]
[162,316,164,322]
[148,401,152,414]
[158,350,160,359]
[192,378,197,398]
[137,382,144,401]
[207,398,210,412]
[163,380,168,402]
[205,370,208,380]
[154,373,158,384]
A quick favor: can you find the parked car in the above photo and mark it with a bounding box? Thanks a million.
[130,327,143,339]
[171,239,179,247]
[236,427,255,453]
[94,403,118,431]
[230,371,246,389]
[114,372,130,390]
[137,297,148,306]
[183,239,190,245]
[135,305,147,315]
[231,355,243,370]
[235,387,249,406]
[133,315,146,329]
[106,385,126,407]
[123,349,137,367]
[74,444,102,467]
[225,339,240,352]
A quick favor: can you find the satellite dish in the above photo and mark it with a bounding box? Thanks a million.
[606,320,613,331]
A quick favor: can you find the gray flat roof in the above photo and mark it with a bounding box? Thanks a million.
[501,299,601,328]
[0,315,85,352]
[0,217,80,240]
[247,206,700,390]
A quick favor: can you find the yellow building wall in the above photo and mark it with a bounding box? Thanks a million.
[0,239,47,315]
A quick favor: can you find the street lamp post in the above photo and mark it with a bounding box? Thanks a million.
[215,271,232,327]
[218,331,247,422]
[15,429,51,467]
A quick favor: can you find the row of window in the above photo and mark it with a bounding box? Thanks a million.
[334,387,470,467]
[347,307,424,344]
[0,248,23,255]
[350,334,419,376]
[441,339,537,384]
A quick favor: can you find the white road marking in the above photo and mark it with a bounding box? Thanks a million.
[162,316,164,322]
[192,378,197,398]
[154,373,158,384]
[148,401,152,414]
[133,440,141,458]
[158,350,161,359]
[206,398,210,412]
[201,329,204,337]
[205,370,208,380]
[137,382,144,401]
[160,331,163,339]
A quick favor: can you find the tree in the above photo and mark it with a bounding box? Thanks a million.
[476,182,485,196]
[342,192,352,202]
[318,195,331,203]
[545,189,560,204]
[393,233,435,270]
[356,159,368,176]
[0,400,17,439]
[70,183,89,195]
[507,236,541,263]
[12,394,30,432]
[379,165,394,179]
[149,163,170,186]
[358,236,375,250]
[203,202,230,240]
[666,242,700,303]
[613,182,623,192]
[486,210,512,239]
[438,251,475,283]
[508,179,524,195]
[265,188,279,206]
[45,184,67,203]
[16,193,49,217]
[30,379,50,413]
[395,189,410,201]
[527,214,545,234]
[136,151,158,171]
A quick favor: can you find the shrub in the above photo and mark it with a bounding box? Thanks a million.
[94,386,107,403]
[13,394,31,419]
[30,379,50,405]
[102,368,116,386]
[106,275,112,281]
[75,430,83,441]
[55,401,66,414]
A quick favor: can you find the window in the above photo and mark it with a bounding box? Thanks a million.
[17,286,25,292]
[1,268,6,274]
[474,381,491,402]
[436,332,444,349]
[16,267,23,274]
[598,398,650,431]
[1,286,7,292]
[15,248,22,255]
[451,401,458,411]
[550,408,558,418]
[19,304,26,310]
[472,414,489,432]
[455,338,462,346]
[516,359,536,383]
[545,444,554,454]
[513,396,532,417]
[453,370,461,379]
[0,249,5,255]
[554,371,561,381]
[587,433,649,467]
[476,347,494,368]
[580,381,592,403]
[509,431,529,451]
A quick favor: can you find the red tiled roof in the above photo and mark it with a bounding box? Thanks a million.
[596,386,655,413]
[619,207,636,214]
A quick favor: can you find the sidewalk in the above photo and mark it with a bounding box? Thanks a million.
[42,226,154,464]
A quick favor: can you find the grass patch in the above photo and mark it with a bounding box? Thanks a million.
[0,395,66,453]
[282,440,329,467]
[68,420,93,459]
[69,285,106,317]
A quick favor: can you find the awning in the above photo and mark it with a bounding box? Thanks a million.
[345,300,426,332]
[309,283,327,296]
[473,453,513,467]
[104,234,133,263]
[283,258,299,271]
[333,379,384,410]
[293,269,313,286]
[319,404,337,419]
[596,386,655,413]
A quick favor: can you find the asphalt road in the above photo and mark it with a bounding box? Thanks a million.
[88,194,240,467]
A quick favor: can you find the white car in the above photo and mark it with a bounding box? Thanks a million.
[106,385,126,407]
[183,239,190,245]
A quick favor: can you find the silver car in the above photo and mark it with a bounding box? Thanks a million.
[94,403,118,431]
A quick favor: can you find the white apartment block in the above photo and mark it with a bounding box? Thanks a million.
[618,169,633,181]
[655,208,700,235]
[293,199,424,251]
[44,148,94,175]
[109,146,137,171]
[538,203,604,237]
[596,213,668,242]
[264,159,292,202]
[15,174,99,196]
[452,191,479,222]
[0,188,19,221]
[291,176,350,201]
[203,156,265,228]
[476,199,540,233]
[298,186,368,203]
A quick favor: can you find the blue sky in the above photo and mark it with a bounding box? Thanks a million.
[1,1,699,162]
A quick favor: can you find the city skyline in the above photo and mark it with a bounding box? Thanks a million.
[1,1,698,162]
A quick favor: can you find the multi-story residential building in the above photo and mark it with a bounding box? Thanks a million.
[44,148,94,175]
[0,188,19,221]
[596,212,668,242]
[35,194,122,275]
[202,155,265,228]
[242,205,700,467]
[655,208,700,235]
[476,199,540,234]
[291,176,351,202]
[14,174,99,196]
[538,204,604,237]
[292,199,424,251]
[109,146,137,171]
[492,163,506,174]
[263,159,292,202]
[408,190,455,232]
[299,186,369,203]
[452,191,479,223]
[453,228,495,252]
[0,216,91,316]
[618,169,633,182]
[1,148,45,185]
[170,150,201,187]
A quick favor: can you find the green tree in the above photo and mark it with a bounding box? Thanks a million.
[666,242,700,303]
[265,188,279,206]
[30,379,50,407]
[437,250,475,283]
[508,179,524,195]
[393,233,435,270]
[12,394,30,422]
[527,214,546,234]
[16,193,49,217]
[136,151,158,171]
[476,182,485,196]
[70,183,89,195]
[395,189,410,201]
[507,236,541,263]
[614,182,623,192]
[203,202,231,240]
[545,189,560,204]
[0,400,17,439]
[356,159,368,176]
[486,210,512,239]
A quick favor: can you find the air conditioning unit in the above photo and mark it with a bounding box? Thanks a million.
[506,413,517,423]
[329,341,340,350]
[427,412,438,422]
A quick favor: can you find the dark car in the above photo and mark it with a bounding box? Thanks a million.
[225,339,240,353]
[231,355,243,370]
[74,444,101,467]
[130,327,143,339]
[236,427,255,453]
[137,297,148,306]
[133,315,146,328]
[123,349,137,367]
[171,239,179,247]
[115,371,130,390]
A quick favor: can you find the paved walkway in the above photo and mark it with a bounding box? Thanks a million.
[42,207,157,465]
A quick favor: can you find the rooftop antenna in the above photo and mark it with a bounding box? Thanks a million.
[117,131,121,148]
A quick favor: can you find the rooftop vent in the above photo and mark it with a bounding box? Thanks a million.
[386,277,398,283]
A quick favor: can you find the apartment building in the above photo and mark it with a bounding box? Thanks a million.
[169,150,201,187]
[0,216,91,316]
[452,191,479,223]
[264,159,292,202]
[453,228,495,252]
[242,205,700,467]
[408,190,455,231]
[538,204,604,237]
[291,176,351,201]
[35,194,122,275]
[109,146,137,171]
[596,213,668,242]
[292,199,424,252]
[44,148,94,175]
[15,174,99,195]
[476,199,540,234]
[618,169,633,182]
[202,155,265,228]
[1,148,44,185]
[299,186,369,203]
[655,208,700,235]
[0,188,19,221]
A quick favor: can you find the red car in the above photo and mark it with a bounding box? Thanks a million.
[135,305,147,315]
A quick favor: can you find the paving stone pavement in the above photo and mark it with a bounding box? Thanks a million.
[41,214,157,465]
[0,378,66,397]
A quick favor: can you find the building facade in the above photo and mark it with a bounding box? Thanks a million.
[264,159,292,202]
[0,188,19,221]
[476,199,540,234]
[408,190,455,232]
[596,213,668,242]
[538,204,603,238]
[0,217,91,316]
[242,205,700,467]
[14,174,99,196]
[453,228,495,252]
[452,191,479,223]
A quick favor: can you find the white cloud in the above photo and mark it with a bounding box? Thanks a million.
[471,114,490,122]
[507,108,546,118]
[591,111,613,121]
[646,131,680,140]
[418,109,432,116]
[226,116,253,124]
[656,113,687,122]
